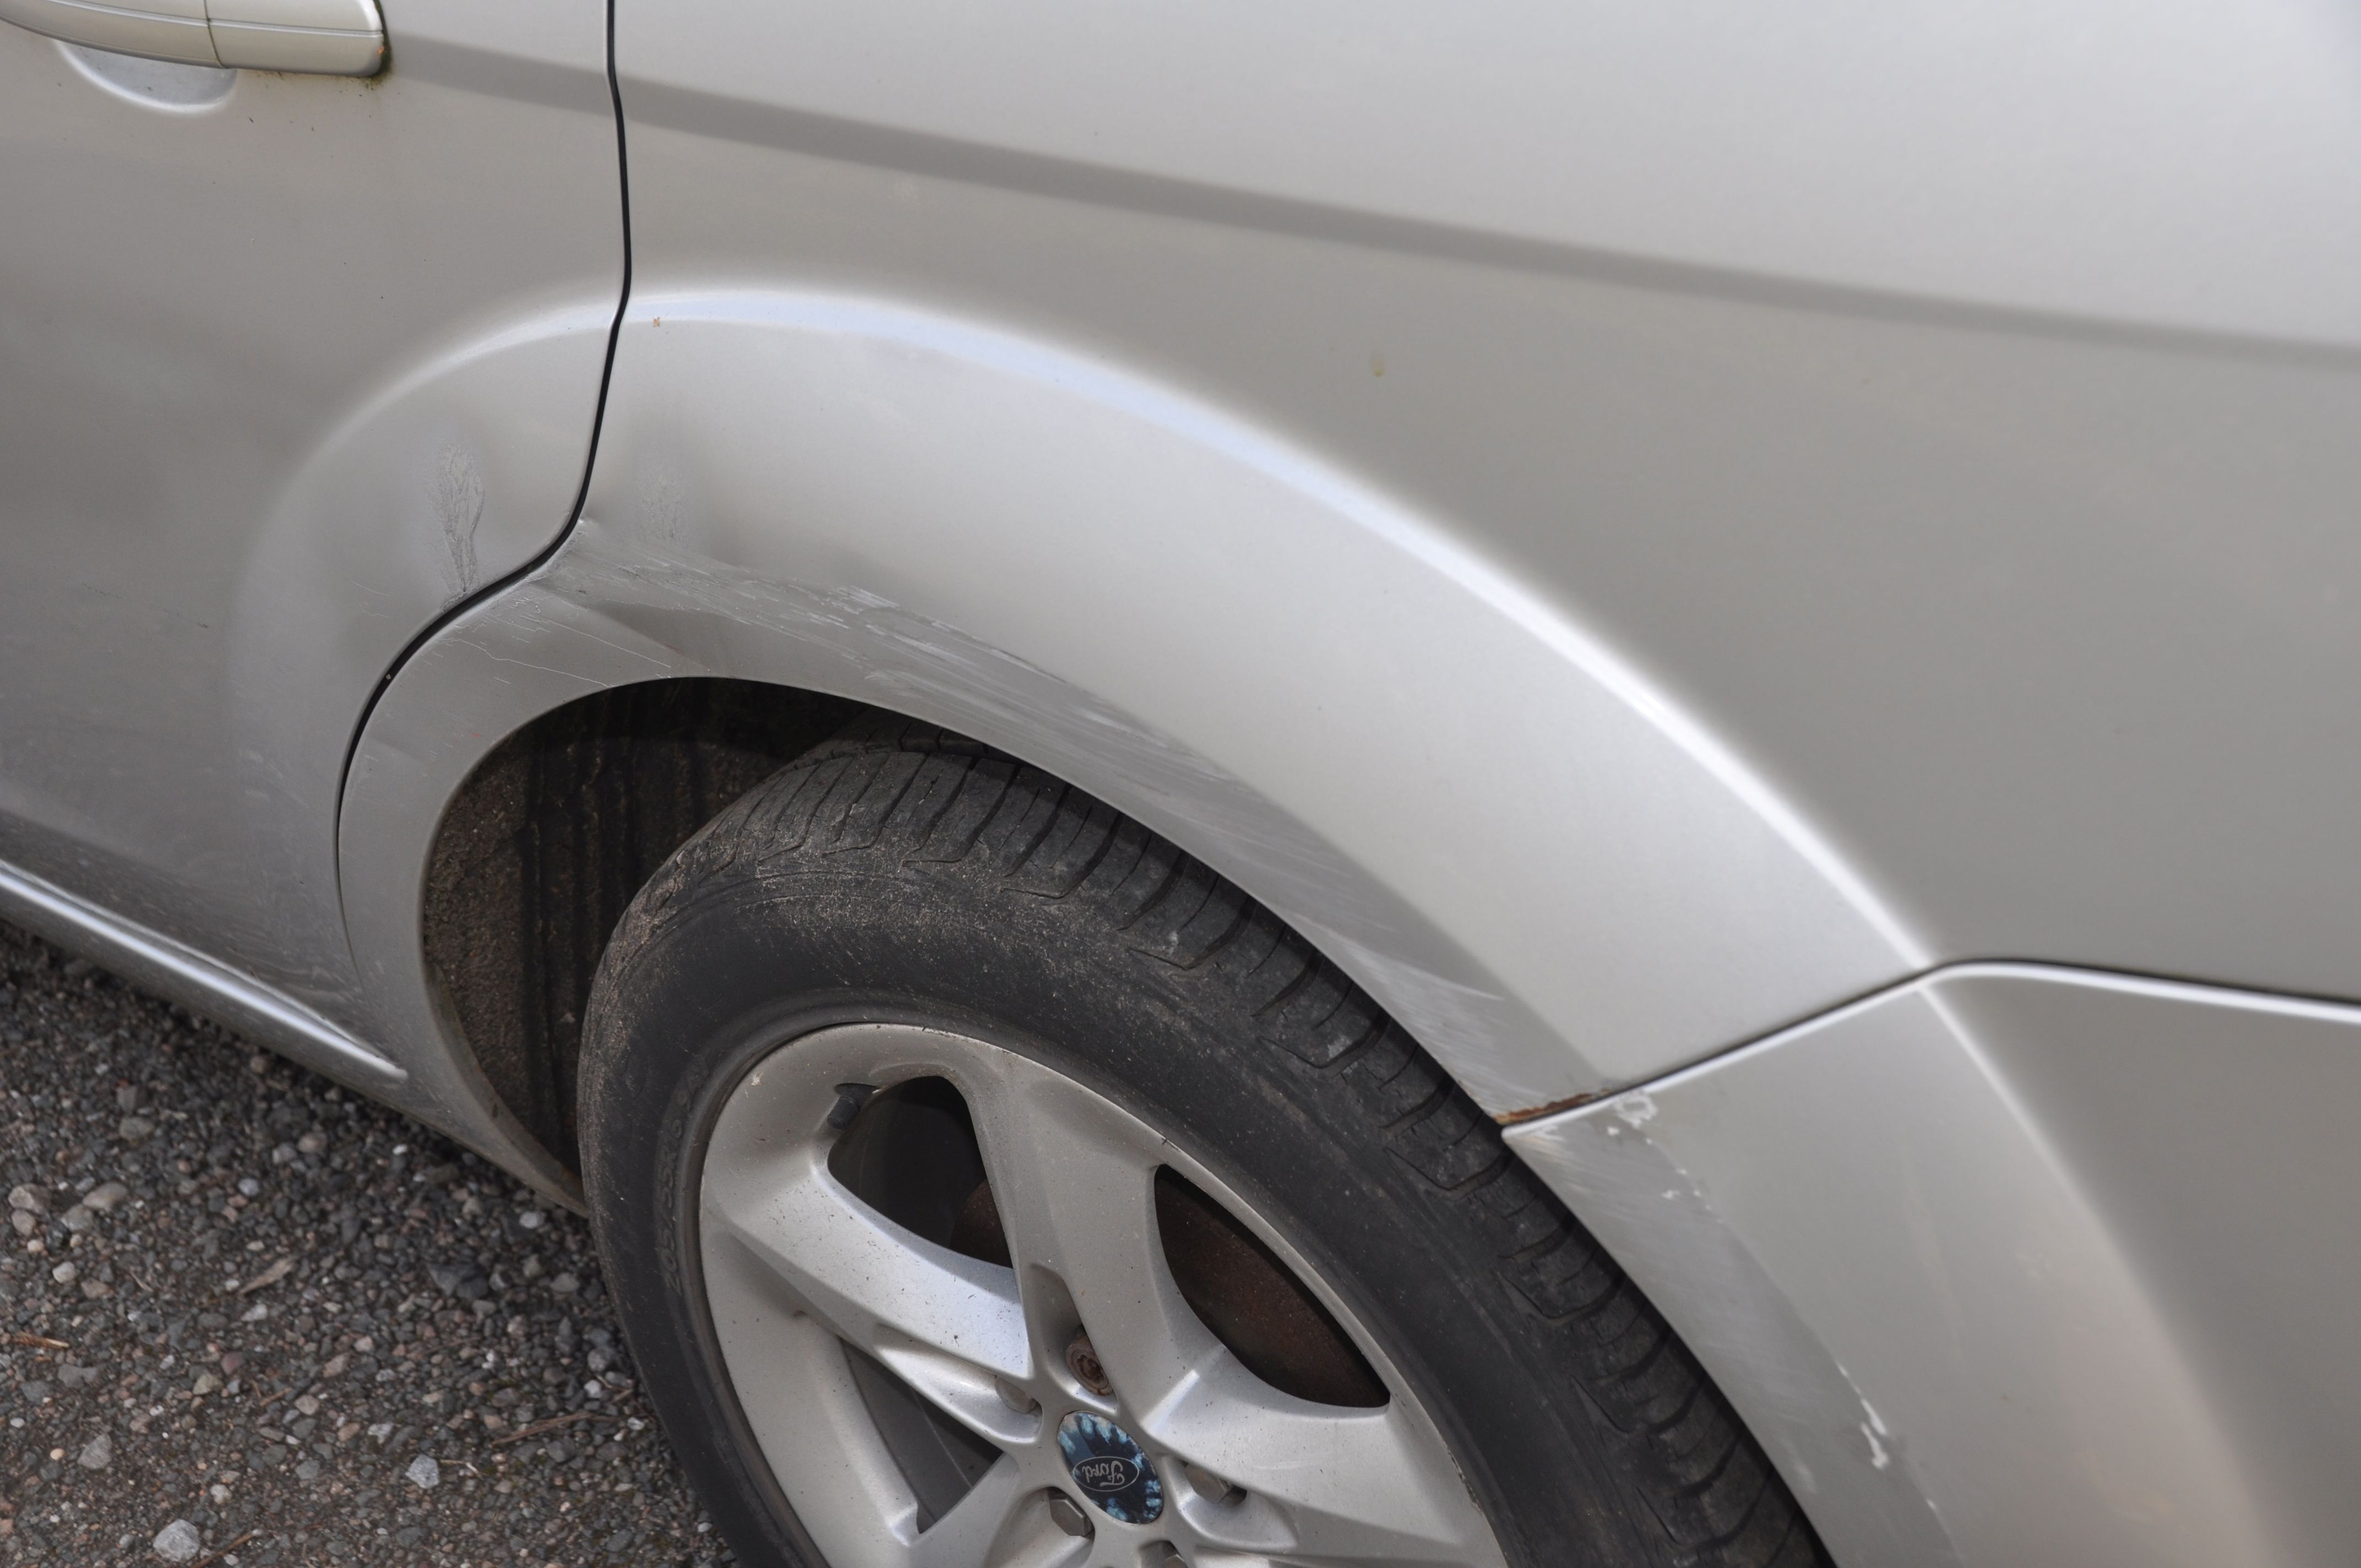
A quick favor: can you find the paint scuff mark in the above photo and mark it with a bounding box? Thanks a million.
[1611,1089,1660,1130]
[1861,1401,1893,1470]
[431,447,485,604]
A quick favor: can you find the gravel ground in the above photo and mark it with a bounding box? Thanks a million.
[0,919,735,1566]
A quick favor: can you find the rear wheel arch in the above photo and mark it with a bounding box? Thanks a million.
[351,293,1917,1182]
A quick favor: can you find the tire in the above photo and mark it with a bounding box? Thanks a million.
[579,715,1830,1568]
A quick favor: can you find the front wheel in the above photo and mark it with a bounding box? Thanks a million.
[580,718,1828,1568]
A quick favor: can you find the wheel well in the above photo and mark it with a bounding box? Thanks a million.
[421,678,860,1172]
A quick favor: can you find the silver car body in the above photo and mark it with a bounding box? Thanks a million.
[4,3,2359,1564]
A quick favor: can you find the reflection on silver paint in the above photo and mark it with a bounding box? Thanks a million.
[58,41,233,109]
[619,0,2361,347]
[1504,965,2361,1568]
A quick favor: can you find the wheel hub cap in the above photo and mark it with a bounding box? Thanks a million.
[1058,1412,1163,1523]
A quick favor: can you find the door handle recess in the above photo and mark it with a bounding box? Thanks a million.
[0,0,383,75]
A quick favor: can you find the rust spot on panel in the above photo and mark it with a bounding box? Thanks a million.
[1492,1091,1604,1126]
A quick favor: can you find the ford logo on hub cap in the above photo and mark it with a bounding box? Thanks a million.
[1056,1412,1163,1523]
[1073,1454,1140,1491]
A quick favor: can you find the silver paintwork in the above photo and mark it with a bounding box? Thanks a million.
[701,1024,1503,1568]
[1507,964,2361,1568]
[0,1,617,1035]
[621,0,2361,344]
[6,1,2361,1561]
[602,0,2361,1031]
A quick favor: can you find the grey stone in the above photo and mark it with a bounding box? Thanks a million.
[0,922,701,1565]
[153,1520,202,1563]
[404,1454,440,1490]
[77,1434,111,1470]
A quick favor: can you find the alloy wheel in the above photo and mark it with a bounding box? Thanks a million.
[697,1023,1508,1568]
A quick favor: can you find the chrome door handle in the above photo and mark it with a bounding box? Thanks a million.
[0,0,383,75]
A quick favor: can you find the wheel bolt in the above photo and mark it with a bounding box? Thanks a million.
[1067,1328,1113,1395]
[1183,1461,1243,1505]
[1046,1494,1093,1537]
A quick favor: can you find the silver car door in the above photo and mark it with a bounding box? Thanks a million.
[0,0,623,1026]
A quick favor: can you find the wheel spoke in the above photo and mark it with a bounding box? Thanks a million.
[704,1084,1032,1385]
[871,1338,1043,1448]
[910,1458,1120,1568]
[905,1477,1012,1568]
[1146,1356,1492,1565]
[959,1055,1212,1407]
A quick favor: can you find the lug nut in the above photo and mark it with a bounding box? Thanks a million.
[996,1377,1040,1415]
[1183,1461,1243,1505]
[1066,1328,1113,1395]
[1046,1494,1093,1537]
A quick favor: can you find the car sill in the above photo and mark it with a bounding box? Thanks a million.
[0,856,405,1088]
